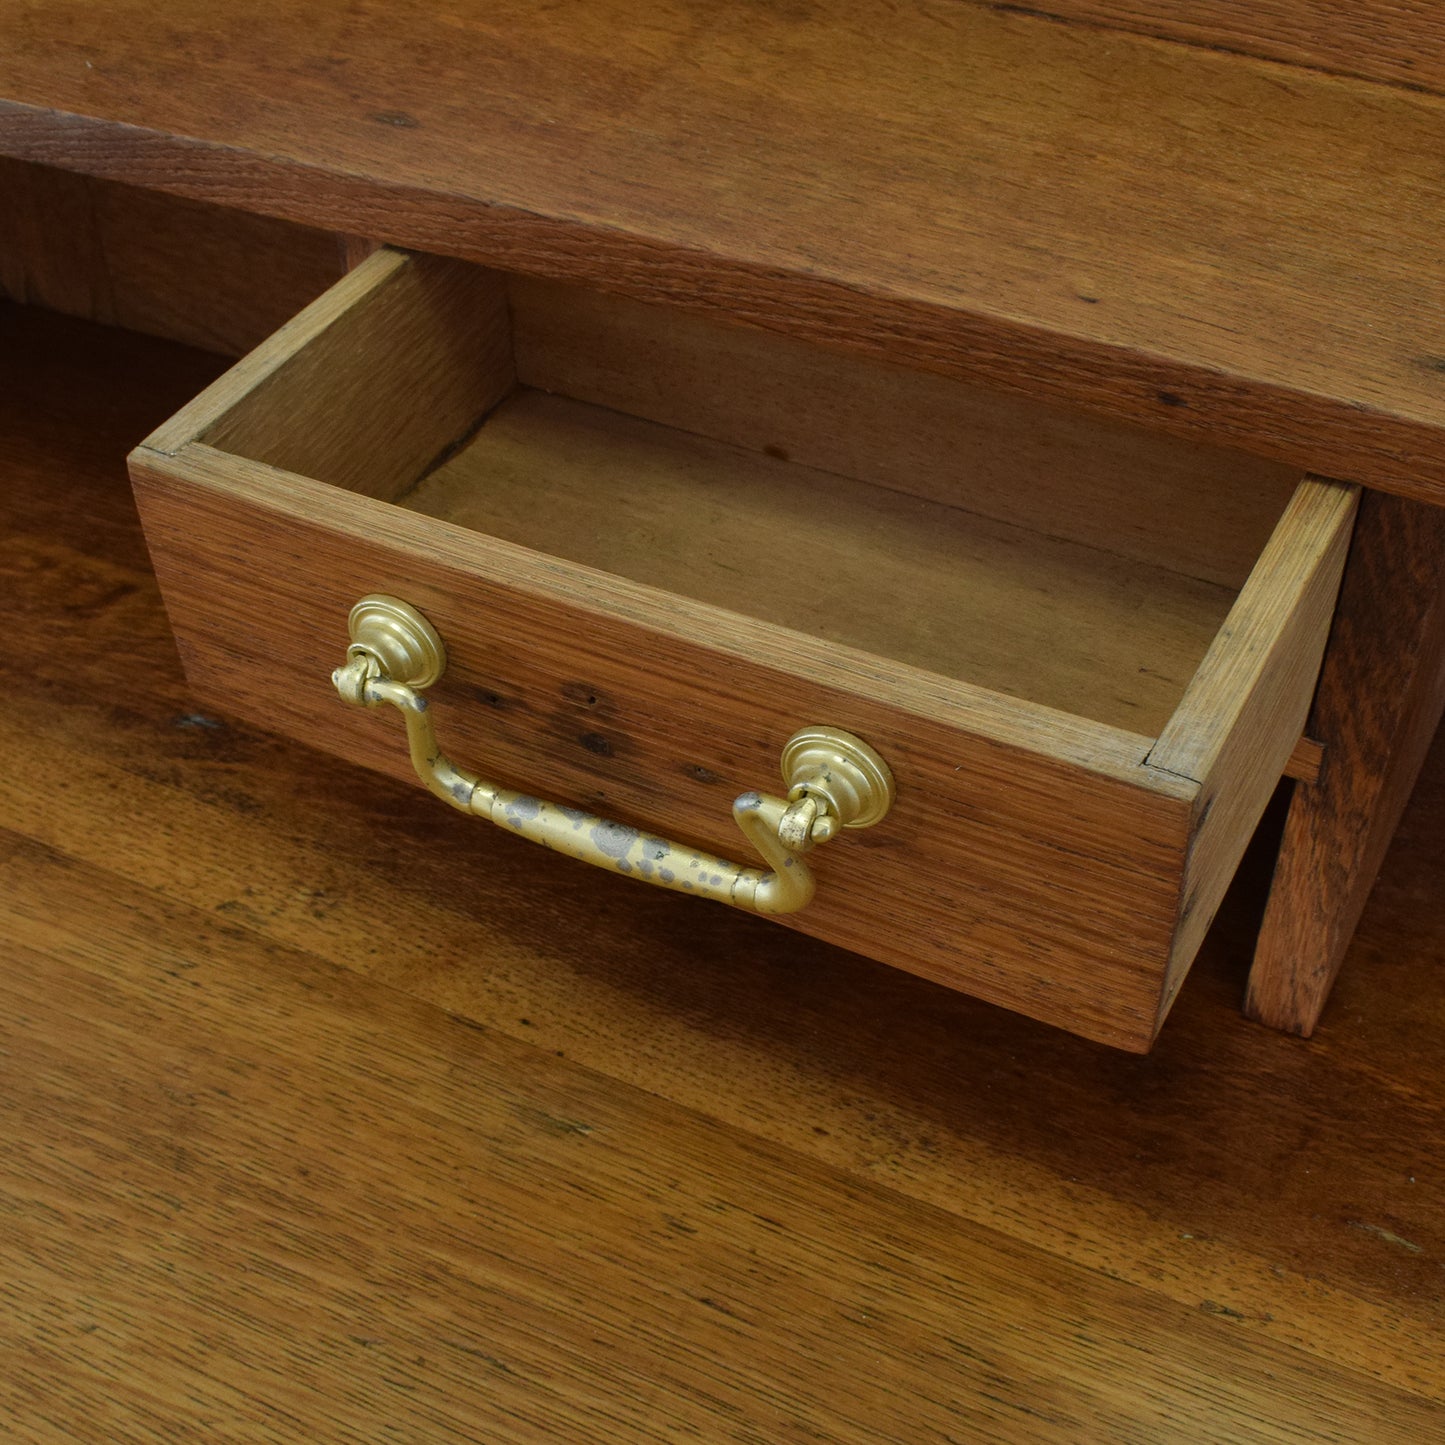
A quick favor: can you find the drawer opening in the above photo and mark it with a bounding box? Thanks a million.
[173,250,1303,742]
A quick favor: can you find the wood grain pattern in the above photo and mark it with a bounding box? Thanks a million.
[7,300,1445,1437]
[0,154,343,353]
[0,156,111,320]
[1149,479,1358,1000]
[509,275,1298,591]
[1284,736,1325,786]
[405,387,1237,735]
[163,249,513,501]
[0,1,1443,496]
[8,867,1445,1444]
[1002,1,1445,97]
[1151,480,1358,781]
[1246,490,1445,1035]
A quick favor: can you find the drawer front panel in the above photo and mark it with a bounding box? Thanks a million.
[132,445,1194,1051]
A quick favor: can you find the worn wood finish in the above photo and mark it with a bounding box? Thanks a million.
[1,1,1444,497]
[1004,2,1445,97]
[1247,490,1445,1036]
[405,388,1237,735]
[0,155,343,353]
[509,276,1298,591]
[1150,479,1358,996]
[7,301,1445,1436]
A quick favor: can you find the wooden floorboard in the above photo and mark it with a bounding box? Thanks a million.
[4,304,1445,1437]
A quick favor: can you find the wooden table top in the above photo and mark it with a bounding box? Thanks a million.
[1,0,1443,502]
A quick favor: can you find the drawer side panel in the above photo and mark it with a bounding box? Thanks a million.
[1150,478,1360,1011]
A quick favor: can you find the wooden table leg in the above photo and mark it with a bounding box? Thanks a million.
[1246,489,1445,1036]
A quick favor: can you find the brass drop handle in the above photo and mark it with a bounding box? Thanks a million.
[331,595,895,916]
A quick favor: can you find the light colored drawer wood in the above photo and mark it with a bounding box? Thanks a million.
[128,249,1356,1051]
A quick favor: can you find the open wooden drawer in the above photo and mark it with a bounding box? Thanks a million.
[129,248,1357,1051]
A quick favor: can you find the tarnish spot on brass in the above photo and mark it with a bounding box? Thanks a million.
[557,804,589,831]
[505,795,542,824]
[591,819,638,859]
[659,867,675,883]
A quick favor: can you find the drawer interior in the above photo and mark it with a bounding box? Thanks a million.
[190,252,1300,739]
[403,390,1233,736]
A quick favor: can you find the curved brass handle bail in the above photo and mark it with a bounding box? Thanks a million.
[332,595,894,916]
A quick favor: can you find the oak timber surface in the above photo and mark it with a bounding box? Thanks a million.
[1247,490,1445,1036]
[1011,1,1445,97]
[1,2,1444,499]
[6,307,1445,1438]
[404,386,1236,735]
[508,273,1302,593]
[0,155,345,355]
